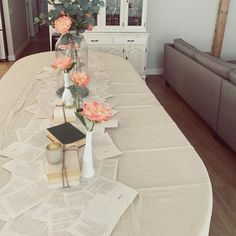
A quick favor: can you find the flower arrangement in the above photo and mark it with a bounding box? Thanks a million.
[35,0,104,33]
[76,101,111,131]
[51,57,75,73]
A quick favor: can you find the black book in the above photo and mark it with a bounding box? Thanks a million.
[47,122,86,148]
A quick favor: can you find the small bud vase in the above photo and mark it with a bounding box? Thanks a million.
[62,72,74,106]
[81,131,95,178]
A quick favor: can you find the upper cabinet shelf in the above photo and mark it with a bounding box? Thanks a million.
[93,0,147,32]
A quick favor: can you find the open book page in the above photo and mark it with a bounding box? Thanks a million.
[1,160,15,173]
[1,178,48,219]
[48,207,84,236]
[35,105,53,119]
[24,130,50,148]
[83,96,105,103]
[0,177,32,196]
[111,109,119,117]
[97,159,119,181]
[32,190,66,222]
[0,201,10,221]
[0,142,45,162]
[63,190,94,208]
[11,160,45,181]
[26,118,51,132]
[1,214,48,236]
[36,88,56,106]
[93,133,122,161]
[16,128,37,143]
[98,91,113,99]
[85,177,138,209]
[96,119,119,129]
[24,103,40,114]
[68,194,125,236]
[103,102,116,109]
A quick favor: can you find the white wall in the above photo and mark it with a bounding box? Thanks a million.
[146,0,236,74]
[2,0,29,60]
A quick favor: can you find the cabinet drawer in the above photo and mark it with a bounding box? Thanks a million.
[125,38,148,44]
[85,37,112,45]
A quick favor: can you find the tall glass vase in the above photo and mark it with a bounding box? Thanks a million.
[81,131,95,178]
[55,32,89,99]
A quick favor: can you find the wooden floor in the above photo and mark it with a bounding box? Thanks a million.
[0,62,13,79]
[0,26,49,80]
[0,35,236,234]
[146,75,236,236]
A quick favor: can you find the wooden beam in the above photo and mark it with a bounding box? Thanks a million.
[212,0,230,57]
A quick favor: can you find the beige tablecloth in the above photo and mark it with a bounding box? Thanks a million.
[0,51,212,235]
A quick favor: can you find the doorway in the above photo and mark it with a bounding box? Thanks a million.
[20,0,49,59]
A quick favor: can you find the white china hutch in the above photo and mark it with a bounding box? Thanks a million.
[50,0,148,78]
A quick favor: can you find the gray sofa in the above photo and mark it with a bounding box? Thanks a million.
[164,39,236,152]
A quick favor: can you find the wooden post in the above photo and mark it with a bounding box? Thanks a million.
[212,0,230,57]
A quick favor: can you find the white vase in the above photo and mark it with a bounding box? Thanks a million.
[62,72,74,106]
[81,131,95,178]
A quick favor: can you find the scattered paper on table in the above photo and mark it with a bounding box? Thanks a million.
[99,159,118,181]
[0,142,45,162]
[1,213,48,235]
[32,190,66,222]
[93,133,122,160]
[63,190,94,208]
[68,194,125,236]
[85,177,138,209]
[1,178,48,219]
[1,160,15,173]
[48,207,84,236]
[0,176,32,196]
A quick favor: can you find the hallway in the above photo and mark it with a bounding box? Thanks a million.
[18,25,50,59]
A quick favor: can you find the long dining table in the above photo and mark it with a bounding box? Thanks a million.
[0,51,212,235]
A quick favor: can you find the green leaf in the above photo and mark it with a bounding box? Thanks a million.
[65,62,76,73]
[75,112,87,128]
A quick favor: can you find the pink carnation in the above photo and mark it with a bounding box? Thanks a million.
[87,24,93,31]
[51,57,73,71]
[71,71,90,87]
[82,102,111,122]
[54,16,72,34]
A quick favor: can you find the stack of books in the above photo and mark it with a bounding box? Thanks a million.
[46,122,86,188]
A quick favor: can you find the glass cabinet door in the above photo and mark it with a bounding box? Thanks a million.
[92,13,98,26]
[128,0,143,26]
[105,0,121,26]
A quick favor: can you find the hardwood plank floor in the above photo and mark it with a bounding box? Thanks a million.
[146,75,236,236]
[0,62,13,79]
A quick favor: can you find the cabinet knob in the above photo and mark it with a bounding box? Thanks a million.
[91,40,99,42]
[127,40,135,43]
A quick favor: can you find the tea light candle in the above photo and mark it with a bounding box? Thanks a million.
[46,142,63,165]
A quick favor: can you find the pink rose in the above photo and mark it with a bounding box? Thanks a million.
[54,16,72,34]
[51,57,73,71]
[87,24,93,31]
[71,71,90,87]
[82,102,111,122]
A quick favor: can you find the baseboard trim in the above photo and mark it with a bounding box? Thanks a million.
[146,68,163,75]
[8,39,30,61]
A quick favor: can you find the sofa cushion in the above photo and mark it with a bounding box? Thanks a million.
[173,39,199,59]
[229,70,236,86]
[194,52,236,79]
